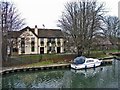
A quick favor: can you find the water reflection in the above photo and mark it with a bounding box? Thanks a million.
[2,59,120,88]
[71,67,102,78]
[70,65,118,88]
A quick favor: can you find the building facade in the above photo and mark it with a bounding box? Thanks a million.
[9,25,65,55]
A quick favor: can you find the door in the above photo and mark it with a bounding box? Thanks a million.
[40,47,44,54]
[57,47,61,53]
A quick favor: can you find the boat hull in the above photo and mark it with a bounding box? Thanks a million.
[71,61,102,70]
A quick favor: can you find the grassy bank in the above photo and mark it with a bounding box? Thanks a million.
[3,49,120,67]
[3,54,76,67]
[26,60,54,67]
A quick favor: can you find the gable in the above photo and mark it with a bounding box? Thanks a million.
[20,30,37,39]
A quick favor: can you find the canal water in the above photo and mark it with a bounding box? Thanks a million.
[2,59,120,88]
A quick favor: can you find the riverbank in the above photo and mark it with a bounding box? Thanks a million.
[1,63,70,75]
[2,50,119,74]
[2,62,119,88]
[1,57,114,75]
[2,54,76,67]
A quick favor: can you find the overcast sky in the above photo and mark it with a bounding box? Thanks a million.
[7,0,120,29]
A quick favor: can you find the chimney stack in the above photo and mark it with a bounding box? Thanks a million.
[35,25,38,35]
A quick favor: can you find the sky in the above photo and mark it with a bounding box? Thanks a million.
[6,0,120,29]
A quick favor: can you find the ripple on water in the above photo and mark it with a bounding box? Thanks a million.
[2,60,120,88]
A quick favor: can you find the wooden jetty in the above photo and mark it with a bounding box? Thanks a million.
[99,56,113,65]
[109,52,120,60]
[1,64,70,75]
[1,57,114,75]
[101,59,113,65]
[110,52,120,56]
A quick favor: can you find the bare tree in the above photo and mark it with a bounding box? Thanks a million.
[0,9,2,67]
[0,1,25,61]
[58,0,105,56]
[103,16,120,50]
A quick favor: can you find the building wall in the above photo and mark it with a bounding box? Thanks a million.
[17,29,64,54]
[44,38,48,54]
[60,38,64,53]
[18,29,39,54]
[39,38,64,54]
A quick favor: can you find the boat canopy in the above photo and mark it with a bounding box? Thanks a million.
[73,56,86,64]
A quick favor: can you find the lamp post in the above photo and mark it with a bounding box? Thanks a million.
[38,46,41,62]
[38,45,43,62]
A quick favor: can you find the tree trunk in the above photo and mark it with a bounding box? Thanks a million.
[0,28,2,67]
[87,45,91,57]
[87,50,90,57]
[2,40,8,61]
[9,41,13,57]
[77,47,83,56]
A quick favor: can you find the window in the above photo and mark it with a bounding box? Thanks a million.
[64,48,66,52]
[86,60,94,63]
[57,39,61,45]
[64,40,66,44]
[13,48,18,52]
[47,46,52,53]
[51,39,56,46]
[41,38,44,41]
[51,47,55,52]
[48,47,51,51]
[31,38,35,52]
[48,38,51,43]
[51,38,55,42]
[40,38,44,46]
[73,57,85,64]
[21,38,25,44]
[21,38,25,53]
[41,41,44,46]
[31,38,35,42]
[31,46,34,52]
[47,38,51,46]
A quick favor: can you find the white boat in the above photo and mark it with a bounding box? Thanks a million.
[71,56,102,70]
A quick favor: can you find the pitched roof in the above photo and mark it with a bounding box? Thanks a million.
[8,26,64,38]
[37,29,63,38]
[8,26,31,38]
[8,31,22,38]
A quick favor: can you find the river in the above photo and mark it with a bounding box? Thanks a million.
[2,59,120,88]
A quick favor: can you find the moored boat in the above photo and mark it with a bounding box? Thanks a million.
[71,56,102,70]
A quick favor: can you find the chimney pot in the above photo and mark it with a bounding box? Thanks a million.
[35,25,37,28]
[35,25,38,35]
